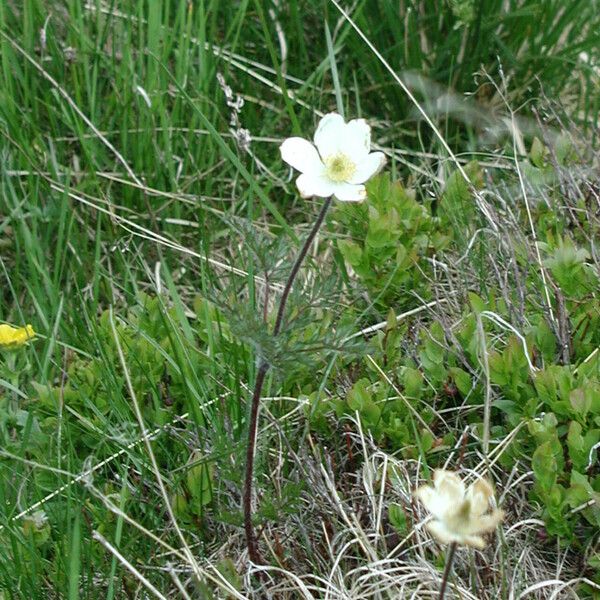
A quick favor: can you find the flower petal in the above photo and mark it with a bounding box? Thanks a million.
[428,522,486,548]
[331,182,366,202]
[280,137,324,174]
[349,152,386,184]
[344,118,371,162]
[415,485,437,513]
[426,521,462,546]
[463,534,486,549]
[434,470,465,504]
[467,479,494,516]
[0,324,35,349]
[295,173,336,198]
[415,485,450,520]
[466,510,504,534]
[314,113,346,160]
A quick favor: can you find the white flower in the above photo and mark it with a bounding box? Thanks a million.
[280,112,386,202]
[24,510,48,529]
[414,470,504,549]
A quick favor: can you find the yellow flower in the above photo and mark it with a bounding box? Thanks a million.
[0,323,36,349]
[414,470,504,549]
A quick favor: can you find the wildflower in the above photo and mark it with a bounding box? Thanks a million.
[23,510,48,529]
[280,112,386,202]
[22,510,50,545]
[414,470,504,548]
[0,323,36,349]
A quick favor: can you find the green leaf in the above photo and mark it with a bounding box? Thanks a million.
[362,399,382,425]
[337,239,363,267]
[450,367,472,397]
[385,309,397,331]
[567,421,586,470]
[347,379,372,411]
[554,133,574,165]
[388,503,408,535]
[532,441,558,491]
[68,513,81,600]
[172,492,190,521]
[403,367,423,399]
[468,292,486,314]
[216,558,242,593]
[439,161,483,227]
[187,452,213,508]
[530,136,546,168]
[420,429,435,453]
[534,319,556,360]
[570,388,591,417]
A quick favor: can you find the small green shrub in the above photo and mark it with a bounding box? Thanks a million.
[336,174,448,309]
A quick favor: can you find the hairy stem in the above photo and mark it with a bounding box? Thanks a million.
[439,542,457,600]
[243,197,332,564]
[243,362,269,565]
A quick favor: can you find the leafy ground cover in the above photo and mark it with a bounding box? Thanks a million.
[1,0,599,597]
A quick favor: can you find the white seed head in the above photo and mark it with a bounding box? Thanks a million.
[414,470,504,548]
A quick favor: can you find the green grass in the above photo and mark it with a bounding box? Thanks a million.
[1,0,599,597]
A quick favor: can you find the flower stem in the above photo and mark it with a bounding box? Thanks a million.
[439,542,457,600]
[243,361,268,565]
[243,197,333,565]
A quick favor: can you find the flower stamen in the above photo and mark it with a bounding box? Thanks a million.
[324,153,356,182]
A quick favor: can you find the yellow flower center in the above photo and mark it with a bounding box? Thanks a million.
[324,153,356,182]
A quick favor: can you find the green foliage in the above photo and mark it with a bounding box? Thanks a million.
[448,0,476,25]
[1,0,599,593]
[388,503,409,536]
[24,296,203,454]
[172,451,214,525]
[315,162,600,548]
[544,239,597,298]
[526,356,600,538]
[21,511,51,547]
[196,558,242,599]
[489,337,536,418]
[343,373,435,455]
[343,0,599,132]
[337,174,448,308]
[438,161,484,233]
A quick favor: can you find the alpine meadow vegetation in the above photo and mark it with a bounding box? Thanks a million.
[1,1,599,598]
